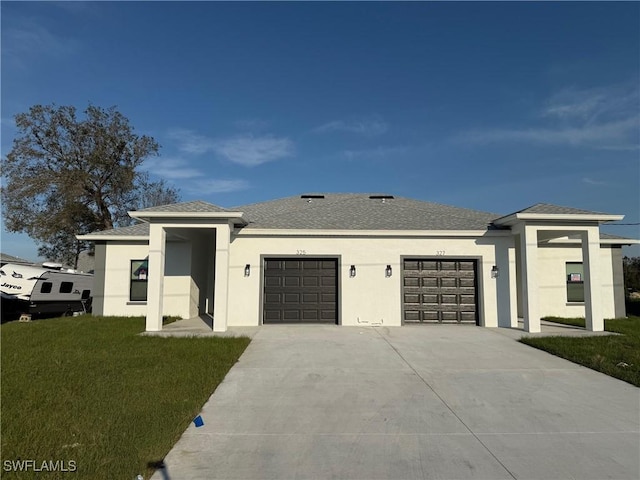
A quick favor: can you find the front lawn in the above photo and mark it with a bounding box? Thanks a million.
[520,316,640,387]
[1,316,250,479]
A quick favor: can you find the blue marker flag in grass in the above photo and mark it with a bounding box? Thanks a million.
[194,415,204,427]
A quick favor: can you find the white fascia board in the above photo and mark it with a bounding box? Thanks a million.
[494,213,624,226]
[128,211,246,222]
[233,228,509,238]
[76,234,149,241]
[545,237,640,246]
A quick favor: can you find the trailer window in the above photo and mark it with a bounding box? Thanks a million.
[40,282,53,293]
[81,290,91,300]
[130,260,148,301]
[60,282,73,293]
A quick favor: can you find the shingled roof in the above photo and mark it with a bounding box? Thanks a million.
[135,200,229,213]
[80,194,631,241]
[235,194,498,230]
[511,203,609,216]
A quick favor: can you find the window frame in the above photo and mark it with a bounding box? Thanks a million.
[130,259,149,302]
[566,262,585,303]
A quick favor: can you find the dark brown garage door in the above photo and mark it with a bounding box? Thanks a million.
[263,258,338,324]
[403,259,478,324]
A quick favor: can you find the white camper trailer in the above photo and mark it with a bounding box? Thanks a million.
[0,263,93,319]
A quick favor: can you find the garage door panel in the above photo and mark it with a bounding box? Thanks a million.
[264,293,281,304]
[321,276,336,287]
[284,293,300,303]
[284,276,300,287]
[404,277,420,287]
[302,293,319,303]
[440,277,457,288]
[405,293,420,304]
[302,276,319,287]
[321,293,336,303]
[403,259,478,325]
[460,278,475,287]
[422,293,438,304]
[460,294,476,304]
[264,277,282,287]
[264,258,338,324]
[422,277,438,288]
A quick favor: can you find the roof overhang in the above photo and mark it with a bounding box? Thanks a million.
[542,236,640,246]
[76,234,149,241]
[128,210,247,222]
[493,212,624,227]
[234,228,510,237]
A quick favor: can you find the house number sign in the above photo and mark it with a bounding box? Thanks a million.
[436,250,446,256]
[296,250,307,255]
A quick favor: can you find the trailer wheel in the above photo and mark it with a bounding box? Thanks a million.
[64,310,74,317]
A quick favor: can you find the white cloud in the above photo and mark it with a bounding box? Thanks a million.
[460,116,639,148]
[211,135,294,167]
[542,84,638,123]
[456,83,639,150]
[141,157,202,179]
[313,115,388,136]
[168,129,294,167]
[168,129,216,155]
[343,145,409,160]
[233,118,270,131]
[2,22,79,61]
[185,179,250,194]
[582,177,610,186]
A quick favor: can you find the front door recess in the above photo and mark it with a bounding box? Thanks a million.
[403,259,478,324]
[263,258,338,324]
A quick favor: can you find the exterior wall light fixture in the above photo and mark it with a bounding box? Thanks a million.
[244,264,251,277]
[385,265,392,278]
[349,265,356,278]
[491,265,499,279]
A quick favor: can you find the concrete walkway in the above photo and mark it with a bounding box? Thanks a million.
[151,325,639,480]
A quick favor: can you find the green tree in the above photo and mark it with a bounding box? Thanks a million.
[623,256,640,294]
[2,104,179,268]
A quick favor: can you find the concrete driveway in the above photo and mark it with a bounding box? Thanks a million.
[152,325,640,480]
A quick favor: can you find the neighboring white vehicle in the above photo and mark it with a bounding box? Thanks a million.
[0,263,93,319]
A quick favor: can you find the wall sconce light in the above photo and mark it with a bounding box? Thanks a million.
[349,265,356,278]
[491,265,499,279]
[385,265,392,278]
[244,264,251,277]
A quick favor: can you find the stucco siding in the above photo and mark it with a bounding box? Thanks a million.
[100,240,193,318]
[537,245,619,318]
[226,234,515,328]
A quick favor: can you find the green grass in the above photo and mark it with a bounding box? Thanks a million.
[1,315,250,479]
[520,316,640,387]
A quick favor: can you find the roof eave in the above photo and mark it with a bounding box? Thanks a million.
[234,228,509,237]
[128,210,248,225]
[76,234,149,241]
[493,212,624,226]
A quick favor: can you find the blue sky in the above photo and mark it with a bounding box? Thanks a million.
[2,1,639,260]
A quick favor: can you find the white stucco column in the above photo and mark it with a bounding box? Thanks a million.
[213,223,231,332]
[582,227,603,332]
[146,223,166,332]
[508,245,519,328]
[519,224,540,333]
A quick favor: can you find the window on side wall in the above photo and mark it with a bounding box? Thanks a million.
[566,262,584,303]
[130,260,148,302]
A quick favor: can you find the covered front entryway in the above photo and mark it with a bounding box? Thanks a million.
[402,258,478,324]
[263,258,338,324]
